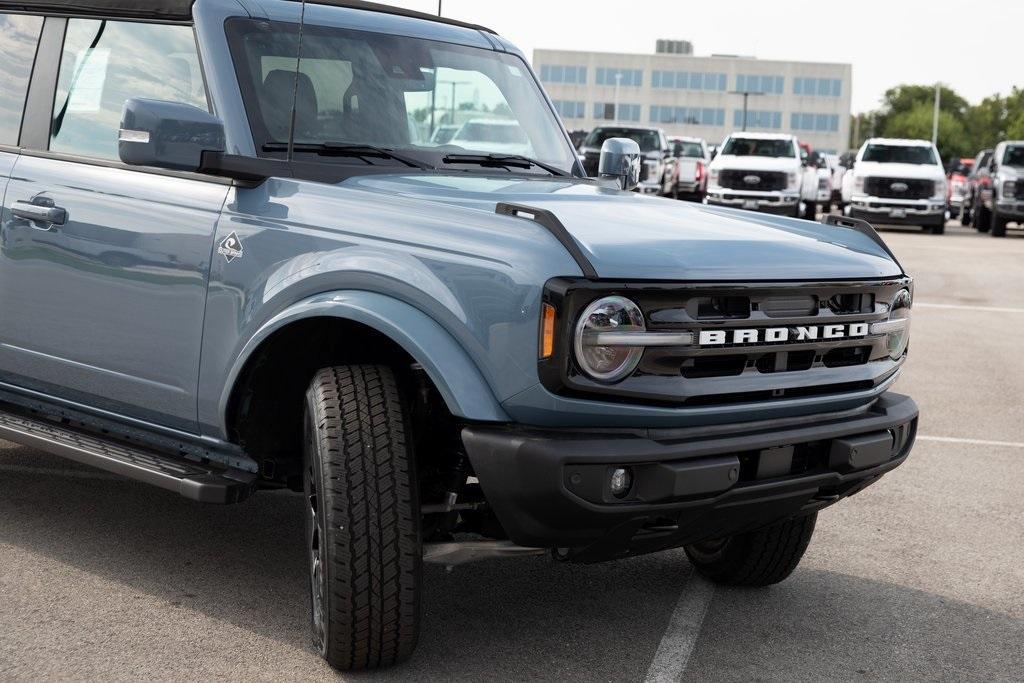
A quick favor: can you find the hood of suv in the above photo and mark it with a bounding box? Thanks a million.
[853,161,945,180]
[347,174,902,280]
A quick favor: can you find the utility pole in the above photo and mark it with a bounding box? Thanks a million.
[932,82,941,146]
[613,72,622,123]
[729,90,764,131]
[437,0,442,16]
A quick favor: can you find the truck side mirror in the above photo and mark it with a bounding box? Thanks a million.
[119,98,226,173]
[597,138,641,191]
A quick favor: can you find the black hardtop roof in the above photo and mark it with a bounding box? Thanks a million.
[0,0,496,32]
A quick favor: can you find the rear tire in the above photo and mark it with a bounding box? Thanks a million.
[684,513,817,586]
[303,365,421,671]
[959,205,971,226]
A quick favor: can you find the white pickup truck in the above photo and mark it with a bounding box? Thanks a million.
[841,138,948,234]
[668,136,709,201]
[706,133,807,217]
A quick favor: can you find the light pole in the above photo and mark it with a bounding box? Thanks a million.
[932,82,941,146]
[438,80,471,125]
[437,0,442,16]
[613,72,622,123]
[729,90,765,131]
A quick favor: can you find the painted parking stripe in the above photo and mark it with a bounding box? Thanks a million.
[917,435,1024,449]
[915,302,1024,314]
[644,567,716,683]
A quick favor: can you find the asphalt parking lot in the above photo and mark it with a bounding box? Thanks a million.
[1,220,1023,682]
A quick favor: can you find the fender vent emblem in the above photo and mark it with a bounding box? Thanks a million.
[218,232,244,262]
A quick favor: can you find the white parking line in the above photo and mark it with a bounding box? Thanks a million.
[917,435,1024,449]
[644,567,716,683]
[915,302,1024,314]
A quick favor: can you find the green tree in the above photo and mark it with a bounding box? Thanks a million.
[882,103,971,160]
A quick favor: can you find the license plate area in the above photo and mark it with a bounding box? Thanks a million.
[889,208,907,218]
[742,200,759,210]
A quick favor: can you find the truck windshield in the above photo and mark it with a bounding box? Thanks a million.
[862,144,937,165]
[721,137,795,158]
[674,141,704,157]
[1002,146,1024,167]
[583,128,661,153]
[225,18,575,173]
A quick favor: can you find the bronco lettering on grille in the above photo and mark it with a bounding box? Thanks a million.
[698,323,870,346]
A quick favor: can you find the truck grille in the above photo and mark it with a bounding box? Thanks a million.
[540,279,911,408]
[864,176,934,200]
[718,169,788,191]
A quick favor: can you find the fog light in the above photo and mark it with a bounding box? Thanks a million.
[609,467,632,498]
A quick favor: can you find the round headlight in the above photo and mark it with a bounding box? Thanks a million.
[574,296,645,383]
[886,289,912,360]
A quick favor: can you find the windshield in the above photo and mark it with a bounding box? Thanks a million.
[721,137,795,158]
[226,18,576,172]
[583,127,661,153]
[862,144,937,165]
[674,141,704,157]
[1002,146,1024,167]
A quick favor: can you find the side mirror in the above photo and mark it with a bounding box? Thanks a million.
[119,98,226,173]
[597,137,641,191]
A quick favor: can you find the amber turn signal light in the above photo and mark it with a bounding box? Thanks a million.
[540,303,556,359]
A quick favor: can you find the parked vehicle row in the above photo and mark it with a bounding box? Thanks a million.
[960,144,1024,237]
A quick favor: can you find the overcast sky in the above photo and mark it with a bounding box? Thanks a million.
[378,0,1024,113]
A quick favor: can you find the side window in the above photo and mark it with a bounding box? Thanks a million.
[50,19,208,160]
[0,14,44,145]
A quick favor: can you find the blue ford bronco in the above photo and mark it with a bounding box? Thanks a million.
[0,0,918,670]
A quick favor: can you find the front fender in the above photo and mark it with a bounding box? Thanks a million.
[217,291,509,430]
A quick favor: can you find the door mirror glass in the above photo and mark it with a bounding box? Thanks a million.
[119,98,225,172]
[597,137,641,191]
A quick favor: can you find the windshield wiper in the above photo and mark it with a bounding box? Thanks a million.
[441,153,570,177]
[263,142,434,170]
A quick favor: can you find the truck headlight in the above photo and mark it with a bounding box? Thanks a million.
[933,179,947,199]
[854,175,864,192]
[1004,180,1017,199]
[788,172,799,189]
[574,296,645,382]
[870,289,912,360]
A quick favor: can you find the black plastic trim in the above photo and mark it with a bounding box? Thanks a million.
[462,392,919,554]
[822,214,906,274]
[19,15,64,150]
[496,202,598,278]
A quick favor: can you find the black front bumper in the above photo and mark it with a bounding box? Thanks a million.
[462,393,918,562]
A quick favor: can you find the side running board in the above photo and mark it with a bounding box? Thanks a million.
[0,410,257,504]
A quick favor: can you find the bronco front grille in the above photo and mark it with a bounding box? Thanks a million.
[539,279,911,407]
[718,169,788,191]
[865,176,934,200]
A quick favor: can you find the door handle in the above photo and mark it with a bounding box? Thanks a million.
[11,200,68,227]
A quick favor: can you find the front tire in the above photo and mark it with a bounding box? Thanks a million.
[973,202,992,232]
[991,209,1008,237]
[684,513,817,586]
[802,201,817,221]
[304,365,421,671]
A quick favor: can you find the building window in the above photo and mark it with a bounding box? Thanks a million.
[596,68,643,87]
[733,109,782,130]
[793,77,842,97]
[650,106,725,126]
[790,112,840,132]
[594,102,641,121]
[651,70,727,91]
[735,74,784,94]
[552,100,585,119]
[539,64,587,85]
